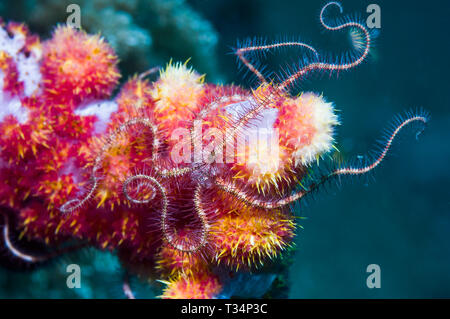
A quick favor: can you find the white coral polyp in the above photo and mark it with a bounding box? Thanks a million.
[291,93,339,166]
[0,24,43,124]
[0,26,25,57]
[0,89,29,124]
[74,100,119,134]
[16,50,42,97]
[226,99,282,176]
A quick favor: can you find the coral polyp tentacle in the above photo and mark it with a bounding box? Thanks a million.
[278,1,371,91]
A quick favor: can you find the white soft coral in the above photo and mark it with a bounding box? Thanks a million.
[0,23,43,123]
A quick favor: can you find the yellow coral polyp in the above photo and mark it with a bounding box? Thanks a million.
[156,245,209,277]
[234,137,290,195]
[151,61,205,133]
[277,92,339,166]
[42,25,120,106]
[211,208,295,270]
[160,271,222,299]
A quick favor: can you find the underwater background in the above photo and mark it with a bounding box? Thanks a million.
[0,0,449,298]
